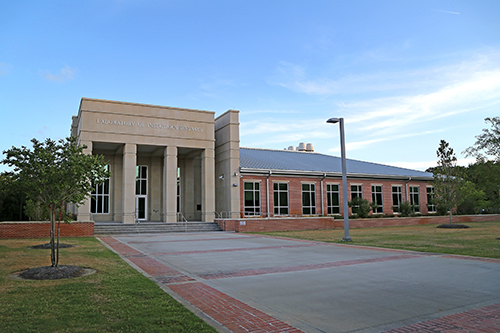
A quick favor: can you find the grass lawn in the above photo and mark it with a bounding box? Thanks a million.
[0,237,216,333]
[259,221,500,259]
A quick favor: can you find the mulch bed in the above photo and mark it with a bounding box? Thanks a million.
[436,224,470,229]
[30,243,74,249]
[18,265,95,280]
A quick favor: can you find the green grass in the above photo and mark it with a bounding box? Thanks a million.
[0,237,216,333]
[258,221,500,259]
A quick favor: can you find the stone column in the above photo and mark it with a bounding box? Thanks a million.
[202,148,215,222]
[122,143,136,224]
[77,140,93,221]
[163,146,177,223]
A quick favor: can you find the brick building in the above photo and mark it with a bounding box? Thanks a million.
[68,98,434,225]
[237,147,434,219]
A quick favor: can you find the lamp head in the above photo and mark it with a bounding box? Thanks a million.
[326,117,341,124]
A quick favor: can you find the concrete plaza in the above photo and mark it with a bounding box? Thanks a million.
[99,232,500,333]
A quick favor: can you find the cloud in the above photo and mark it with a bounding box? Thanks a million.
[343,68,500,135]
[434,9,460,15]
[387,158,474,171]
[272,51,500,97]
[40,65,75,82]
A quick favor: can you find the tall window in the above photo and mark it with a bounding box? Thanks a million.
[410,186,420,213]
[302,183,316,215]
[244,182,261,216]
[136,165,147,195]
[371,185,383,214]
[350,185,363,214]
[91,165,110,214]
[327,184,340,215]
[273,182,289,215]
[392,186,402,213]
[427,187,436,213]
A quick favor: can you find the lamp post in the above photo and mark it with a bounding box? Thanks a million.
[326,117,351,242]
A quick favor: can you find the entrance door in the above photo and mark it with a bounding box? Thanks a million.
[136,165,148,221]
[136,196,147,221]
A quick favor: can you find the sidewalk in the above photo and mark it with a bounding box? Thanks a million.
[98,232,500,333]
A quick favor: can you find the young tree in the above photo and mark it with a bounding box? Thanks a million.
[432,140,464,224]
[2,137,109,267]
[464,116,500,161]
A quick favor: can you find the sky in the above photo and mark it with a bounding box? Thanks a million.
[1,0,500,172]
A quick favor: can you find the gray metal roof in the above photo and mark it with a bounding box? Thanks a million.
[239,147,433,180]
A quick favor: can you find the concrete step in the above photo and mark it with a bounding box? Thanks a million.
[94,222,222,235]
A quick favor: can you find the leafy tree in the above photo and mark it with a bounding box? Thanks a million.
[464,116,500,161]
[432,140,464,224]
[463,160,500,212]
[2,137,109,267]
[0,172,28,221]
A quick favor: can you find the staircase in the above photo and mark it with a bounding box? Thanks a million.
[94,222,222,235]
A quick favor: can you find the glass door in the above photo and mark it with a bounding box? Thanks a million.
[135,165,148,221]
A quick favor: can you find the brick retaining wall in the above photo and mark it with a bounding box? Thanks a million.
[215,215,500,233]
[0,221,94,239]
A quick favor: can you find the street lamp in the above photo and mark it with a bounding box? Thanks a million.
[326,117,352,242]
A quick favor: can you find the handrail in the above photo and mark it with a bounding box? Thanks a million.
[176,212,188,223]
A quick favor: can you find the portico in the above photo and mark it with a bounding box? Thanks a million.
[71,98,228,224]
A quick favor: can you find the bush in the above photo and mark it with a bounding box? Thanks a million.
[399,201,417,217]
[348,197,373,218]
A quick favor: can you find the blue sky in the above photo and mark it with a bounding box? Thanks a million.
[1,0,500,172]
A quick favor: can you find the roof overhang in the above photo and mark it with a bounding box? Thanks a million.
[240,167,433,181]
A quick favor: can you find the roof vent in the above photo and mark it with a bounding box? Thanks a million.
[306,143,314,152]
[297,142,306,151]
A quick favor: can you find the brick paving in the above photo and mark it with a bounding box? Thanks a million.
[198,253,423,280]
[382,303,500,333]
[150,243,317,256]
[98,235,500,333]
[169,282,303,333]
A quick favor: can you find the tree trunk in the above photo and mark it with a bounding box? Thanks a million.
[50,207,57,267]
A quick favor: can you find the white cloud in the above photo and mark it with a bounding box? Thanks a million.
[434,9,460,15]
[40,65,75,82]
[387,158,475,171]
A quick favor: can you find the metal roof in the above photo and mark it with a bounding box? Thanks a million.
[239,147,433,180]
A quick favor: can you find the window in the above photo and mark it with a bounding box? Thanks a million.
[350,185,363,214]
[302,183,316,215]
[351,185,363,200]
[410,186,420,213]
[327,184,340,215]
[371,185,383,214]
[273,182,289,215]
[392,186,402,213]
[244,182,261,216]
[136,165,148,195]
[91,165,110,214]
[427,187,436,213]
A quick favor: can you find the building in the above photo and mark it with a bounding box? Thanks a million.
[71,98,434,224]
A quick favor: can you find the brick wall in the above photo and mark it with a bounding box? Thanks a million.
[0,221,94,239]
[240,174,433,217]
[215,214,500,233]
